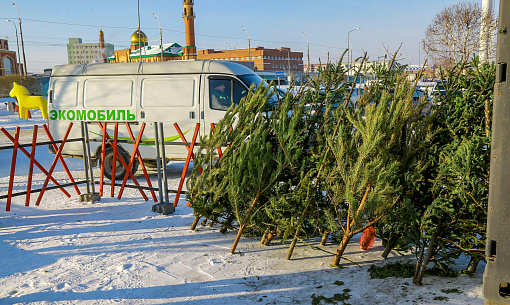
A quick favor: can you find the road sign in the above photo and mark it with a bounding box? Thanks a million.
[275,72,285,77]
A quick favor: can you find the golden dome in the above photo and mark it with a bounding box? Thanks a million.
[130,29,148,44]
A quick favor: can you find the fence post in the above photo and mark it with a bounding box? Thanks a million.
[25,125,38,207]
[79,121,100,203]
[6,127,20,211]
[159,122,169,204]
[152,122,175,215]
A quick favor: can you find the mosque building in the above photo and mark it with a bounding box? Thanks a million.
[108,27,183,63]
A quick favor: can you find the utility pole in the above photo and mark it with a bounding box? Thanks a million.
[11,1,26,75]
[153,13,164,62]
[483,1,510,304]
[241,26,250,60]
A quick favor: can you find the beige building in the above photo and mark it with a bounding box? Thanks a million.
[67,37,114,65]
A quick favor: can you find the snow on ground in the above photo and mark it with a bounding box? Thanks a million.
[0,101,47,131]
[0,110,486,304]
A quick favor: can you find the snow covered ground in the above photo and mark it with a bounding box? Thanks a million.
[0,105,486,304]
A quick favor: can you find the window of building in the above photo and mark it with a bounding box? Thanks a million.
[2,57,14,75]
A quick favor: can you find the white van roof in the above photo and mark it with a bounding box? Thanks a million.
[51,60,255,77]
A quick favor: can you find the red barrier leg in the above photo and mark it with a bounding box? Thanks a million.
[124,123,156,201]
[35,123,74,206]
[25,125,38,207]
[173,123,200,207]
[0,128,71,198]
[173,123,202,174]
[98,122,107,197]
[6,127,20,211]
[42,124,81,196]
[97,127,148,201]
[118,123,146,200]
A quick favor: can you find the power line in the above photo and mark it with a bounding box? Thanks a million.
[5,17,350,50]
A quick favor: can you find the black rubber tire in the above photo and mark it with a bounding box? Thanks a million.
[102,146,139,180]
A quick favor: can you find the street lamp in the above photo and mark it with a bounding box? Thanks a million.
[153,13,164,62]
[241,25,250,60]
[5,19,21,74]
[303,32,310,75]
[223,42,232,61]
[11,1,27,75]
[347,27,360,76]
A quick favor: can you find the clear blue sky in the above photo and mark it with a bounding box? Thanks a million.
[0,0,499,73]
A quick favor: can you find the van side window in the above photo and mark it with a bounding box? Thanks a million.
[209,78,248,111]
[233,81,248,106]
[210,79,232,111]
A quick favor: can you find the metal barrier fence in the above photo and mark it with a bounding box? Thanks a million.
[0,121,203,215]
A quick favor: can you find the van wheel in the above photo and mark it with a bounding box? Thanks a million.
[103,146,139,180]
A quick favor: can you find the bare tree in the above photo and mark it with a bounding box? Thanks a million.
[423,1,497,68]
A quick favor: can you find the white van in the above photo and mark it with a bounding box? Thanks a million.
[48,60,267,179]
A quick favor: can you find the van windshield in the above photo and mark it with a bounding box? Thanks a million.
[238,74,279,105]
[238,74,264,89]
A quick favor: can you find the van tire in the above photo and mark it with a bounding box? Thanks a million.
[103,146,139,180]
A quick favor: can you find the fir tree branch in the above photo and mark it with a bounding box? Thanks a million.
[466,191,487,215]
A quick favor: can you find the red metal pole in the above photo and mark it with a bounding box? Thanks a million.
[117,123,146,199]
[35,123,74,206]
[42,124,81,196]
[98,130,148,201]
[124,123,157,201]
[25,125,38,207]
[174,123,200,207]
[174,123,202,174]
[6,127,20,211]
[0,128,71,198]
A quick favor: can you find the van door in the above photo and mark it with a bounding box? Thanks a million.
[139,75,200,160]
[201,75,248,136]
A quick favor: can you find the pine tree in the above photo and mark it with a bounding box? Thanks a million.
[412,58,494,284]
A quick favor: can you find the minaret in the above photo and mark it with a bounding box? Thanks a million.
[99,27,106,63]
[182,0,197,60]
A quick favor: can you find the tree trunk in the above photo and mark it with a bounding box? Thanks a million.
[208,220,216,227]
[413,237,426,280]
[321,231,329,246]
[230,192,261,254]
[260,228,269,244]
[190,215,201,231]
[466,255,480,273]
[264,230,277,246]
[382,235,399,259]
[219,222,229,234]
[413,225,440,285]
[200,218,208,226]
[332,232,353,266]
[286,233,299,261]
